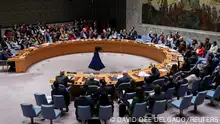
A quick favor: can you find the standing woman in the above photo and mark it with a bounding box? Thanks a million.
[88,46,105,71]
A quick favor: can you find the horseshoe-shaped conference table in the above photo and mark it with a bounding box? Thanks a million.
[8,39,184,85]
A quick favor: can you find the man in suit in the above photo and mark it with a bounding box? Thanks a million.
[51,81,70,112]
[148,67,160,84]
[128,26,138,40]
[115,71,131,87]
[55,71,74,87]
[1,47,15,72]
[148,85,166,112]
[84,74,100,86]
[74,88,94,121]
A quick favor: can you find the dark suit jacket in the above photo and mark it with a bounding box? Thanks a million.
[148,70,160,83]
[55,75,74,87]
[84,79,100,86]
[148,92,166,111]
[163,81,177,92]
[51,87,70,106]
[115,76,131,87]
[74,96,94,116]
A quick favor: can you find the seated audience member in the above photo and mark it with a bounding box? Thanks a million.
[96,92,114,115]
[185,68,200,90]
[115,71,131,87]
[196,43,205,57]
[148,67,160,83]
[84,73,100,86]
[204,38,211,51]
[92,29,98,39]
[124,79,136,94]
[148,85,166,112]
[129,87,147,114]
[80,28,89,39]
[176,73,188,90]
[128,26,137,40]
[163,76,176,92]
[2,47,15,71]
[209,41,218,54]
[56,71,74,87]
[135,35,143,43]
[178,41,186,54]
[191,39,198,50]
[74,88,94,121]
[150,33,158,43]
[168,64,179,76]
[101,29,107,39]
[142,77,154,91]
[200,58,213,78]
[96,79,114,98]
[211,67,220,89]
[51,81,70,112]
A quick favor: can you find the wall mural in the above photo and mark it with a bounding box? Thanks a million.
[142,0,220,32]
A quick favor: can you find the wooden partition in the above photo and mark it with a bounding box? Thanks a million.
[9,40,168,73]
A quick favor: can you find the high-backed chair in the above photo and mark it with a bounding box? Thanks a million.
[200,75,211,91]
[34,93,52,106]
[177,84,188,99]
[171,95,193,116]
[132,102,147,117]
[152,79,165,86]
[99,105,113,124]
[189,79,201,95]
[166,88,175,101]
[123,92,136,105]
[20,103,41,124]
[206,86,220,104]
[151,100,166,117]
[53,95,66,113]
[191,91,207,112]
[77,106,92,124]
[173,71,182,82]
[41,104,61,124]
[87,85,99,95]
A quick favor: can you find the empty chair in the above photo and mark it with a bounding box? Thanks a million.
[20,103,41,124]
[151,100,166,117]
[171,95,193,116]
[99,105,113,124]
[77,106,92,123]
[191,91,207,112]
[132,102,147,117]
[152,79,165,86]
[41,104,61,124]
[53,95,66,113]
[206,86,220,104]
[177,84,188,99]
[166,88,175,101]
[34,93,52,106]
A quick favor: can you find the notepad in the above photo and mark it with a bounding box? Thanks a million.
[138,71,150,77]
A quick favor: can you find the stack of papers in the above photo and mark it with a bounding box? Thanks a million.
[138,71,150,77]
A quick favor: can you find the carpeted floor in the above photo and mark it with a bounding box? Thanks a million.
[0,53,220,124]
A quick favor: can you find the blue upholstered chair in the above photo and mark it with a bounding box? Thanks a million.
[200,75,212,90]
[20,103,41,124]
[41,104,61,124]
[152,79,165,86]
[177,84,188,98]
[77,106,92,123]
[118,82,130,91]
[206,86,220,104]
[123,92,136,105]
[189,79,201,95]
[34,93,52,106]
[132,102,146,117]
[191,91,207,112]
[99,105,113,124]
[173,71,182,82]
[53,95,66,113]
[151,100,166,117]
[166,88,175,101]
[171,95,193,116]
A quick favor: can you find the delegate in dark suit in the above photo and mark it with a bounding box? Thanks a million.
[56,71,74,87]
[51,82,70,112]
[115,71,131,87]
[84,76,100,86]
[74,88,94,121]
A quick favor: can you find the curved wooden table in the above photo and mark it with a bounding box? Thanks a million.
[8,39,184,85]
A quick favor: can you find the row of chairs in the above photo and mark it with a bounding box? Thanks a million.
[21,94,67,124]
